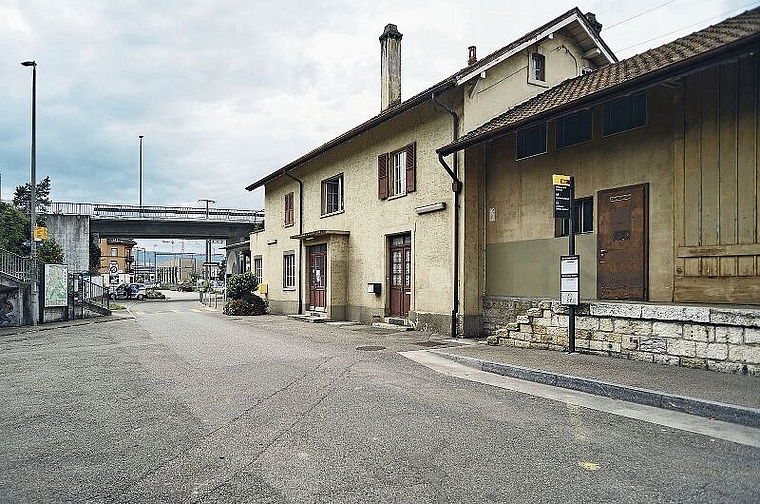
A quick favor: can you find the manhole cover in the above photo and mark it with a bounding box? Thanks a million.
[414,341,446,347]
[356,345,386,351]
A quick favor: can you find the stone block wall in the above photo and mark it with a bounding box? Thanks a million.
[483,296,760,375]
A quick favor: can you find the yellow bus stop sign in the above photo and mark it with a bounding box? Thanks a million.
[33,226,48,241]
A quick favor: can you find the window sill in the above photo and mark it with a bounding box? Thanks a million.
[283,287,296,292]
[320,209,344,219]
[528,78,550,88]
[283,223,294,228]
[387,193,407,201]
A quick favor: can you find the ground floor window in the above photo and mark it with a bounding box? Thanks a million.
[254,256,262,282]
[555,197,593,237]
[283,252,295,289]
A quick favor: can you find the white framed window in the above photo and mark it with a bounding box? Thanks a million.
[531,53,545,81]
[283,252,295,290]
[321,174,344,216]
[391,149,407,197]
[110,247,118,257]
[254,256,262,283]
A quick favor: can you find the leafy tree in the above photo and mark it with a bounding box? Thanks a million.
[89,235,102,274]
[36,237,64,264]
[0,202,30,255]
[13,176,52,223]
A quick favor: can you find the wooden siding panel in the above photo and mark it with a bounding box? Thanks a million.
[700,67,720,277]
[719,62,739,276]
[674,276,760,303]
[738,55,759,276]
[683,73,702,277]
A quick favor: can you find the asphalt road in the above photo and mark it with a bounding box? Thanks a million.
[0,292,759,503]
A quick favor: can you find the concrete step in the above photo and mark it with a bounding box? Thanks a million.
[372,322,413,331]
[289,314,330,324]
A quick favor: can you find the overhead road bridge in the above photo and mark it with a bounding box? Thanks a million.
[48,201,264,239]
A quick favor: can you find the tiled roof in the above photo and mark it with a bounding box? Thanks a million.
[439,7,760,155]
[247,7,610,191]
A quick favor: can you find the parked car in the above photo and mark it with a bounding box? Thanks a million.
[177,284,194,292]
[109,283,146,300]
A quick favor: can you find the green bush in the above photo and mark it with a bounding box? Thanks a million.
[227,271,259,300]
[223,294,267,316]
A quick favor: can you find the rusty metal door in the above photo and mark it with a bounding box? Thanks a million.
[389,234,411,317]
[597,184,648,300]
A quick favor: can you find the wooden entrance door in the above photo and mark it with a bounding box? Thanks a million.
[597,184,648,300]
[308,244,327,311]
[389,234,411,317]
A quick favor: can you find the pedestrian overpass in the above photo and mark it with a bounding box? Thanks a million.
[48,201,263,238]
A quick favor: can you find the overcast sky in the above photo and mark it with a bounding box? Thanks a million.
[1,0,756,253]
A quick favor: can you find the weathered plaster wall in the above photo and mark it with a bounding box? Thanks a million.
[483,85,676,301]
[46,214,90,273]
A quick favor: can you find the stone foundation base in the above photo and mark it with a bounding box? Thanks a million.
[483,296,760,375]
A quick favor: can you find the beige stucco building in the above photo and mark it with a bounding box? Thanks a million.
[246,9,614,336]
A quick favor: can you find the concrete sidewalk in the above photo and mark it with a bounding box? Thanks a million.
[432,342,760,428]
[0,311,133,338]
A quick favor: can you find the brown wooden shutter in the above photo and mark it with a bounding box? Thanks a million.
[405,142,416,193]
[378,153,389,199]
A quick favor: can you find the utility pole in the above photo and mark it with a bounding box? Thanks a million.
[198,199,216,282]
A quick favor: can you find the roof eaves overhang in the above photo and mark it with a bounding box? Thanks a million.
[438,34,760,156]
[455,12,616,86]
[245,79,456,192]
[290,229,350,241]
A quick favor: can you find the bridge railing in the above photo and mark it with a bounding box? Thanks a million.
[48,201,264,223]
[0,247,38,284]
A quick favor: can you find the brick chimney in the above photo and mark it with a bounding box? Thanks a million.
[380,24,402,110]
[584,12,602,33]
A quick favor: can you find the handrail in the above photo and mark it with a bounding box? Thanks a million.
[0,247,38,284]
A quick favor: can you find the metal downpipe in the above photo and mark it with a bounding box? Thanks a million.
[432,92,462,338]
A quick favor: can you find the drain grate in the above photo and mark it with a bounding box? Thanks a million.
[414,341,446,347]
[356,345,386,352]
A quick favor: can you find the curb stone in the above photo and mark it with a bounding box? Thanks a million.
[431,349,760,428]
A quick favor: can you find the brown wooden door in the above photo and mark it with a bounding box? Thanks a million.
[389,234,411,317]
[308,244,326,311]
[597,184,648,300]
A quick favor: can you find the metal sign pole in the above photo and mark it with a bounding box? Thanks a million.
[568,176,576,353]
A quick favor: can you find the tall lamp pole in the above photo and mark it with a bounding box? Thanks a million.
[198,199,216,281]
[138,135,144,211]
[21,61,37,258]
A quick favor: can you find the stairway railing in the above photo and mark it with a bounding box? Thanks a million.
[0,247,37,284]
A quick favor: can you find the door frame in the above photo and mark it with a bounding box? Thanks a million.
[307,243,327,311]
[387,233,412,318]
[596,183,649,301]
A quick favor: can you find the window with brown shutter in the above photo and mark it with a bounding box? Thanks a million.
[379,142,416,199]
[284,192,294,226]
[378,153,389,199]
[405,142,416,193]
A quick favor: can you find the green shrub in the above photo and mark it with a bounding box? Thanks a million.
[223,294,267,316]
[227,271,259,300]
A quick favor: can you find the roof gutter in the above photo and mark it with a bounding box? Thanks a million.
[438,34,760,156]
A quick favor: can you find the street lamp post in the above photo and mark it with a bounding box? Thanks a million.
[21,61,36,259]
[138,135,144,211]
[198,199,216,281]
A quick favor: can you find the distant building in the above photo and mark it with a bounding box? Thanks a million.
[98,238,135,281]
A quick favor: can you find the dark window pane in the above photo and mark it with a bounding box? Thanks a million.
[516,123,547,160]
[557,109,592,148]
[603,92,646,135]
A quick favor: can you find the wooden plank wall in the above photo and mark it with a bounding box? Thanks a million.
[675,55,760,304]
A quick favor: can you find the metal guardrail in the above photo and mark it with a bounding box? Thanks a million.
[48,201,264,223]
[0,247,37,284]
